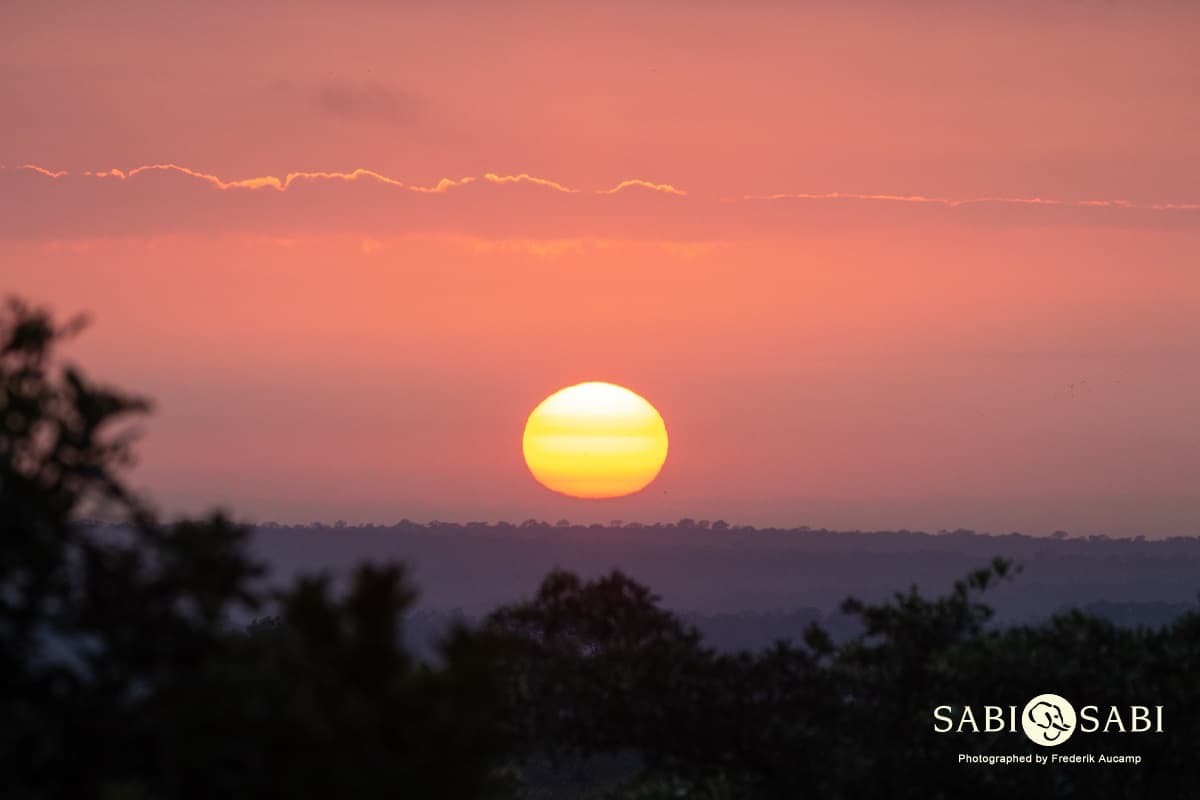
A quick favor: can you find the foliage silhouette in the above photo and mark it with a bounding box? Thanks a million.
[0,299,514,799]
[492,559,1200,799]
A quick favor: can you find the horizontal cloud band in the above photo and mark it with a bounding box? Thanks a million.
[2,164,1197,241]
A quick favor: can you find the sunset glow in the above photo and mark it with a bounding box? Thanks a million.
[3,0,1199,534]
[522,383,669,499]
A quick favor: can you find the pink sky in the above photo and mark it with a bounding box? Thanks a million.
[3,1,1198,535]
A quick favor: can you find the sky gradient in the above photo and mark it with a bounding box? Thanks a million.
[3,1,1198,535]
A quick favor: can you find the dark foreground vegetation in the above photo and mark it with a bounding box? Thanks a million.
[3,299,1199,799]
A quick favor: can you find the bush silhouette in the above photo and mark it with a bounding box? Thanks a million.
[0,299,515,799]
[490,560,1200,799]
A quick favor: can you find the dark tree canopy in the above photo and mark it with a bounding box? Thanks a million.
[0,300,514,799]
[491,561,1200,799]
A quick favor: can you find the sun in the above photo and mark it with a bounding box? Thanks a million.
[522,382,669,499]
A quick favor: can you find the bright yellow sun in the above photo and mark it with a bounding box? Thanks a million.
[522,382,669,499]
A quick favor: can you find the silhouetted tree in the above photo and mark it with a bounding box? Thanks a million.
[487,570,715,765]
[493,559,1200,799]
[0,299,515,799]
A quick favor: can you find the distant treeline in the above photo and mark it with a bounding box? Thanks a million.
[236,520,1200,625]
[243,516,1191,545]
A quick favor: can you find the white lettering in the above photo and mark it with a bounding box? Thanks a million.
[1079,705,1099,733]
[984,705,1007,733]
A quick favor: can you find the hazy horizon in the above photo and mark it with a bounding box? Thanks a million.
[129,503,1198,540]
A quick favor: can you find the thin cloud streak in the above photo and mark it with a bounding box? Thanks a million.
[12,164,656,196]
[597,179,687,196]
[738,191,1200,212]
[17,165,68,179]
[12,164,1200,210]
[75,164,406,191]
[5,163,1199,242]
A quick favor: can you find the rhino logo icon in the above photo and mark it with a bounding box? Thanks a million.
[1022,693,1077,746]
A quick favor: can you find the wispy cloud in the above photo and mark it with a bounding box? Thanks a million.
[407,173,579,194]
[3,163,1198,241]
[18,165,67,179]
[15,164,1200,211]
[20,165,586,195]
[597,179,687,196]
[738,191,1200,212]
[76,164,402,191]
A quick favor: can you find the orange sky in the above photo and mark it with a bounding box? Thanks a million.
[3,1,1198,535]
